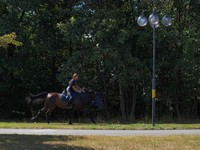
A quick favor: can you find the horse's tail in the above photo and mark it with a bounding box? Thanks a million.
[30,92,48,102]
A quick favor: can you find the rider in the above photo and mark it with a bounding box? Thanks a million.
[66,73,82,101]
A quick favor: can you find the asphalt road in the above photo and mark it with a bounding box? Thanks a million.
[0,129,200,136]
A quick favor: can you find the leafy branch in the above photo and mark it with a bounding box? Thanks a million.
[0,32,23,48]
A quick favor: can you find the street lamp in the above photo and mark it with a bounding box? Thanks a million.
[137,10,172,126]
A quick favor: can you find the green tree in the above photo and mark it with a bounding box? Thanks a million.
[0,32,22,48]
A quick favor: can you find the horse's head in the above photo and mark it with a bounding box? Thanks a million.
[91,92,106,119]
[84,90,104,111]
[93,92,104,109]
[83,88,102,104]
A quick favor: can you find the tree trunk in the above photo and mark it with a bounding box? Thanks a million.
[103,76,108,113]
[125,90,129,118]
[119,83,126,121]
[129,91,136,122]
[175,71,181,119]
[194,96,198,118]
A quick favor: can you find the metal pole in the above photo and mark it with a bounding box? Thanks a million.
[152,25,156,126]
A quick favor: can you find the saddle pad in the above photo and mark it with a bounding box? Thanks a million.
[61,94,70,102]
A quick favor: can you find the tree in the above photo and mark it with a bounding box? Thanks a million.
[0,32,22,48]
[0,0,199,122]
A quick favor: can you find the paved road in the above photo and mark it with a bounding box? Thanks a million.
[0,129,200,136]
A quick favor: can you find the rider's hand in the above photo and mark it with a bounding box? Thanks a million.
[78,90,82,93]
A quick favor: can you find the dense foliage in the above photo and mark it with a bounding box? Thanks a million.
[0,0,199,122]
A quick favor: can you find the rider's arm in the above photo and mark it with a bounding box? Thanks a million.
[72,85,82,93]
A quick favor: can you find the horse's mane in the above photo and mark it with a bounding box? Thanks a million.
[30,92,48,100]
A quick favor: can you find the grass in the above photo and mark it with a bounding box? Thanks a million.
[0,134,200,149]
[0,121,200,130]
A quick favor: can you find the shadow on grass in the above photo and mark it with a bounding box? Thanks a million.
[0,135,93,150]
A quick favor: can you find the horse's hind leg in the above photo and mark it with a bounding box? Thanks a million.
[31,107,46,121]
[45,108,55,124]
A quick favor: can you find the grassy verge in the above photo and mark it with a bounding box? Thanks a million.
[0,122,200,130]
[0,134,200,149]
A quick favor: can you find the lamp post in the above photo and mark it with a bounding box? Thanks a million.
[137,10,172,126]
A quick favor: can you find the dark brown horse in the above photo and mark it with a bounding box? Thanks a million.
[25,90,104,124]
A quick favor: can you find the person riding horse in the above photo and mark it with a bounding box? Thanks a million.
[25,73,105,124]
[62,73,84,102]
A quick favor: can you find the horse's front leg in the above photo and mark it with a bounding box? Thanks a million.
[89,113,96,124]
[86,108,96,124]
[68,108,75,125]
[31,107,46,121]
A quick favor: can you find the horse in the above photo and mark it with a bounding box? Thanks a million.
[25,90,104,124]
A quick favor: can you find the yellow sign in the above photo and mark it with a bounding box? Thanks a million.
[152,89,156,98]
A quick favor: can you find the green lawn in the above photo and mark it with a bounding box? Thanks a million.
[0,122,200,130]
[0,134,200,150]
